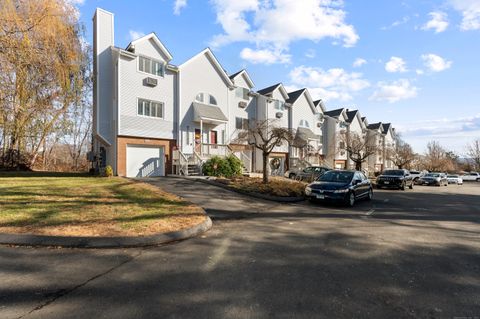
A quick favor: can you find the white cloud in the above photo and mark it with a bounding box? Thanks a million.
[370,79,418,103]
[129,30,146,41]
[385,56,407,73]
[421,53,452,72]
[240,47,291,64]
[173,0,187,15]
[382,16,410,30]
[210,0,359,64]
[422,11,449,33]
[288,65,370,102]
[448,0,480,30]
[416,69,425,75]
[353,58,367,68]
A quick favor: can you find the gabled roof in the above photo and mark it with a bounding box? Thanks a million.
[324,108,345,119]
[287,88,317,114]
[367,122,383,130]
[179,48,234,88]
[229,69,255,89]
[382,123,392,133]
[126,32,173,62]
[313,100,326,113]
[345,110,359,123]
[257,83,289,100]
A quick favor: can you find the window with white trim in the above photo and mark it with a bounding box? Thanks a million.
[273,100,285,111]
[137,98,164,119]
[235,87,249,100]
[195,92,218,106]
[299,120,310,128]
[139,56,164,77]
[235,117,249,130]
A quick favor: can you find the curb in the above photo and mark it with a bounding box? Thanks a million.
[0,216,212,249]
[173,176,305,203]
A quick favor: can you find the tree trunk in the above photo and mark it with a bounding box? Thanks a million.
[355,161,362,171]
[262,152,269,184]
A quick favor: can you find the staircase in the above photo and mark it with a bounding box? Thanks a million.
[187,164,202,176]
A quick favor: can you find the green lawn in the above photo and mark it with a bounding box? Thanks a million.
[0,172,205,237]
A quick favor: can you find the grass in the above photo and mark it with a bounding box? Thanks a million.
[0,172,205,237]
[217,176,307,197]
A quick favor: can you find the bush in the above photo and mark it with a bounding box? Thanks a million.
[202,155,242,178]
[104,165,113,177]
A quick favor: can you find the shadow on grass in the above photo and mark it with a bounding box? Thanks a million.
[0,171,90,178]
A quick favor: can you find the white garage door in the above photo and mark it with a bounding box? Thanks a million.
[126,146,165,178]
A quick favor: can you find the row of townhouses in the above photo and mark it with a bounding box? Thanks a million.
[92,8,396,178]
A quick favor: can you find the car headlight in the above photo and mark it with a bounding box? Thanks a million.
[334,189,349,193]
[305,186,312,195]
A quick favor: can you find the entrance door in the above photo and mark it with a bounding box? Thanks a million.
[195,129,201,153]
[210,130,218,148]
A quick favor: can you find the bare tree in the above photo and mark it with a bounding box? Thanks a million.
[340,132,378,171]
[387,136,416,169]
[235,119,294,184]
[422,141,453,172]
[467,139,480,170]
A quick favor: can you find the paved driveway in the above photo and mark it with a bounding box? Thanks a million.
[1,178,479,318]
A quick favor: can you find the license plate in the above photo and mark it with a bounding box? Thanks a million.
[384,181,390,184]
[316,194,325,199]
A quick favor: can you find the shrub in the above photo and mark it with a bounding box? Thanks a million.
[202,155,243,178]
[104,165,113,177]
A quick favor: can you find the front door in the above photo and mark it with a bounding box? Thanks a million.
[210,130,218,147]
[195,129,201,153]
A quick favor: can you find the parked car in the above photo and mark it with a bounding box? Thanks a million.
[417,172,448,186]
[461,172,480,182]
[376,169,414,190]
[286,166,330,182]
[409,170,427,184]
[447,174,463,185]
[305,170,373,207]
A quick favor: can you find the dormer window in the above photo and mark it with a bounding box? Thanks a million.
[195,93,218,106]
[299,120,310,128]
[139,56,164,77]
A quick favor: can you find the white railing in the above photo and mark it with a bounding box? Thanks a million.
[173,149,189,175]
[240,152,252,172]
[201,143,228,157]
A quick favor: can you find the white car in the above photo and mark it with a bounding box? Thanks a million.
[447,174,463,185]
[461,172,480,182]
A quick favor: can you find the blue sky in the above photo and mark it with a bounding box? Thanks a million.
[75,0,480,155]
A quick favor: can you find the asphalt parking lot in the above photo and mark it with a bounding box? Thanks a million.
[1,178,479,319]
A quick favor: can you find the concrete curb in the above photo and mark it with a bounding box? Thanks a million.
[171,176,305,203]
[0,216,212,249]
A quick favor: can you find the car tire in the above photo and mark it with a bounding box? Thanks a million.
[477,178,480,182]
[346,192,355,207]
[367,189,373,201]
[289,173,296,179]
[400,182,406,190]
[409,182,413,189]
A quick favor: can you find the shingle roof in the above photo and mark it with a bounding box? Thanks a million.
[229,70,244,80]
[345,110,359,123]
[361,117,366,122]
[286,89,306,104]
[382,123,392,133]
[367,122,382,130]
[257,83,282,96]
[324,108,344,119]
[193,102,228,122]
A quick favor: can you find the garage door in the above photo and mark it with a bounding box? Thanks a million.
[126,146,165,178]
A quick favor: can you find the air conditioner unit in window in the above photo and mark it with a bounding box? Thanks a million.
[143,77,158,87]
[275,112,283,119]
[238,101,247,108]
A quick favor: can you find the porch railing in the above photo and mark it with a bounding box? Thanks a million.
[200,143,228,157]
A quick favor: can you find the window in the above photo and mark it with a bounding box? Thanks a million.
[274,100,285,111]
[235,87,249,100]
[235,117,249,130]
[299,120,310,128]
[195,93,218,106]
[139,56,164,77]
[339,141,345,149]
[137,98,164,119]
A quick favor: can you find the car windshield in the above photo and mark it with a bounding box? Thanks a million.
[425,173,439,177]
[447,175,458,178]
[383,170,404,176]
[318,171,353,183]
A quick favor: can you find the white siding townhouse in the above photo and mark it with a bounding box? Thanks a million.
[91,8,397,178]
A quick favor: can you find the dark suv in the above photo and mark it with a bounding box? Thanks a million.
[376,169,414,190]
